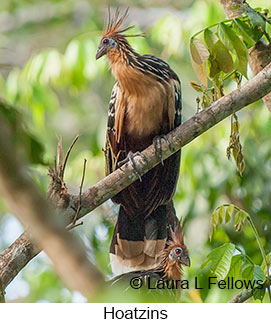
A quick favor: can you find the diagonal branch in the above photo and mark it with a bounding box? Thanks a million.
[0,62,271,293]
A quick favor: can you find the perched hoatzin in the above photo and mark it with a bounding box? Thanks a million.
[111,223,190,296]
[96,9,182,274]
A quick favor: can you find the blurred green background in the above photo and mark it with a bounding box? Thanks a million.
[0,0,270,303]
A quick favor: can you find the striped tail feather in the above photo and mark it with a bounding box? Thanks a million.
[110,201,179,275]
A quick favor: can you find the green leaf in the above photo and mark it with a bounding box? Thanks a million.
[218,205,226,224]
[246,7,265,31]
[242,265,266,290]
[204,243,235,280]
[252,287,266,302]
[227,254,243,279]
[226,204,235,222]
[253,265,266,286]
[218,24,235,52]
[204,29,229,79]
[206,56,221,79]
[213,209,219,226]
[233,19,257,48]
[242,264,254,280]
[212,40,234,74]
[204,29,218,51]
[218,22,249,78]
[234,210,248,231]
[200,258,211,269]
[209,209,219,239]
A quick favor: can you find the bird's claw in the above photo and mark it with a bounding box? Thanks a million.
[118,151,148,182]
[153,135,174,166]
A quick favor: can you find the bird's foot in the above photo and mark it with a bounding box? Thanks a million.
[117,151,148,182]
[153,135,174,166]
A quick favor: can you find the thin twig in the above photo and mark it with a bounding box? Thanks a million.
[72,158,87,225]
[57,137,63,175]
[67,221,84,231]
[61,134,79,178]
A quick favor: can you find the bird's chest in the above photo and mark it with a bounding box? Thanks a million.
[124,90,167,139]
[112,63,175,145]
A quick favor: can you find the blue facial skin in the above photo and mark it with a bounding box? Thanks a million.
[96,38,118,59]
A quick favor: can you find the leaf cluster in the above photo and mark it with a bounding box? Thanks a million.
[204,203,270,302]
[190,5,269,105]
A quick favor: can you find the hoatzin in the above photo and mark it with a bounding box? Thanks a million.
[111,223,190,297]
[96,9,182,274]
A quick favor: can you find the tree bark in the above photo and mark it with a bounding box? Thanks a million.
[0,231,40,293]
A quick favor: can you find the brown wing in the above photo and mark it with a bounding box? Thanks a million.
[105,81,124,175]
[110,77,182,217]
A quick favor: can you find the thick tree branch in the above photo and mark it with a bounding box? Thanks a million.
[0,231,40,294]
[219,0,271,112]
[1,62,271,293]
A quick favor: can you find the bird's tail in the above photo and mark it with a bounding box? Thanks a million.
[110,201,179,275]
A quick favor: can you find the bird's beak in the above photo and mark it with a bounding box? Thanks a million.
[182,255,191,267]
[96,45,107,60]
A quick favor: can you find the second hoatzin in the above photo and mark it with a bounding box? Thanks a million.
[96,9,182,274]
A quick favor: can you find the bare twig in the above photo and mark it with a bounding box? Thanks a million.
[62,134,79,178]
[57,137,63,176]
[67,221,84,231]
[72,158,87,226]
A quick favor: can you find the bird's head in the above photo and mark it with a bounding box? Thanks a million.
[160,222,190,277]
[96,36,118,60]
[96,8,143,60]
[167,244,190,267]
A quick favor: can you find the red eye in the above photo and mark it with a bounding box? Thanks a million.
[175,248,182,255]
[103,38,109,45]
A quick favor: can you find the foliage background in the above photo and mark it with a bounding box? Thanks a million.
[0,0,270,302]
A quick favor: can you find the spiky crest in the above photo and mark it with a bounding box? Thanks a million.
[168,220,185,247]
[102,7,143,41]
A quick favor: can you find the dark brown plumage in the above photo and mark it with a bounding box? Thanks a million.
[96,8,182,274]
